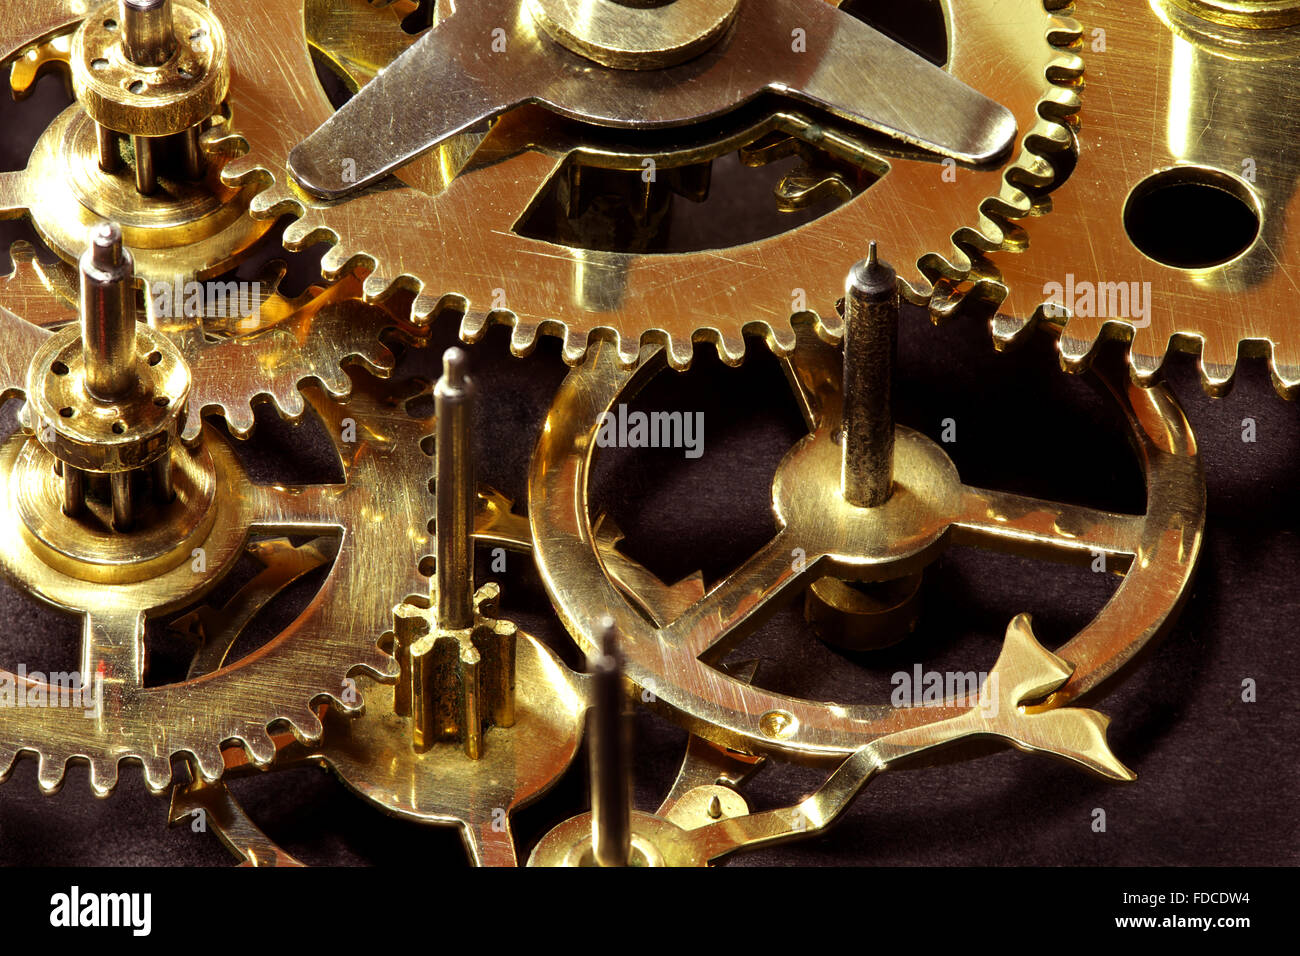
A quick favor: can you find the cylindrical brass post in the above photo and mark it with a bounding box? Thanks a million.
[62,465,85,517]
[97,125,121,173]
[179,125,204,180]
[589,619,631,867]
[122,0,177,67]
[151,454,173,503]
[79,223,138,402]
[840,241,898,508]
[434,347,475,630]
[110,471,133,530]
[132,135,156,195]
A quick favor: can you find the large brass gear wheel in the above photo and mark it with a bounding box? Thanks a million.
[945,0,1300,397]
[528,319,1205,763]
[208,0,1084,368]
[0,267,434,795]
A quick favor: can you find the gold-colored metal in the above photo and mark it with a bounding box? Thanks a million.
[955,0,1300,396]
[0,251,417,447]
[529,615,1135,866]
[169,490,746,867]
[3,2,257,283]
[0,257,437,792]
[292,0,1019,196]
[524,0,741,71]
[803,572,924,651]
[529,314,1206,763]
[70,0,227,198]
[393,585,519,758]
[25,223,190,538]
[840,242,897,508]
[1170,0,1300,27]
[71,0,228,140]
[588,620,632,866]
[210,0,1082,368]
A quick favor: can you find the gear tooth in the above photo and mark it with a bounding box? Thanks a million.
[765,319,798,356]
[1196,338,1239,395]
[192,744,226,784]
[1058,328,1098,372]
[281,216,315,248]
[36,753,67,795]
[713,331,746,366]
[1267,344,1300,398]
[331,686,365,715]
[1129,340,1167,386]
[240,729,277,768]
[217,153,258,184]
[511,320,541,358]
[311,363,351,399]
[664,334,694,370]
[288,707,325,744]
[222,401,257,439]
[320,244,352,277]
[900,270,937,306]
[991,310,1032,350]
[140,754,173,793]
[359,645,401,682]
[396,602,433,645]
[929,280,968,322]
[247,187,283,218]
[460,308,489,343]
[1052,51,1085,78]
[271,383,308,417]
[362,271,393,300]
[1047,13,1084,42]
[88,757,119,797]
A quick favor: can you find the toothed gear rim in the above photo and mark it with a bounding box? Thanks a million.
[214,0,1083,369]
[0,356,432,796]
[0,5,412,429]
[958,0,1300,398]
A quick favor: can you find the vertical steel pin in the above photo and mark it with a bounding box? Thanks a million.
[590,618,632,867]
[79,223,137,403]
[434,347,475,630]
[122,0,176,67]
[840,240,898,508]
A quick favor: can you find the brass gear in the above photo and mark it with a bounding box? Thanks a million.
[0,278,434,794]
[527,320,1205,763]
[1,7,268,287]
[0,9,422,430]
[214,0,1084,368]
[944,0,1300,397]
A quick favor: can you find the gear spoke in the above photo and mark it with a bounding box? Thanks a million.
[952,486,1144,566]
[663,530,808,661]
[289,13,519,199]
[248,483,349,533]
[0,304,50,397]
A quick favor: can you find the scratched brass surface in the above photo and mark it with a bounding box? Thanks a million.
[200,0,1084,367]
[955,0,1300,396]
[528,319,1205,762]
